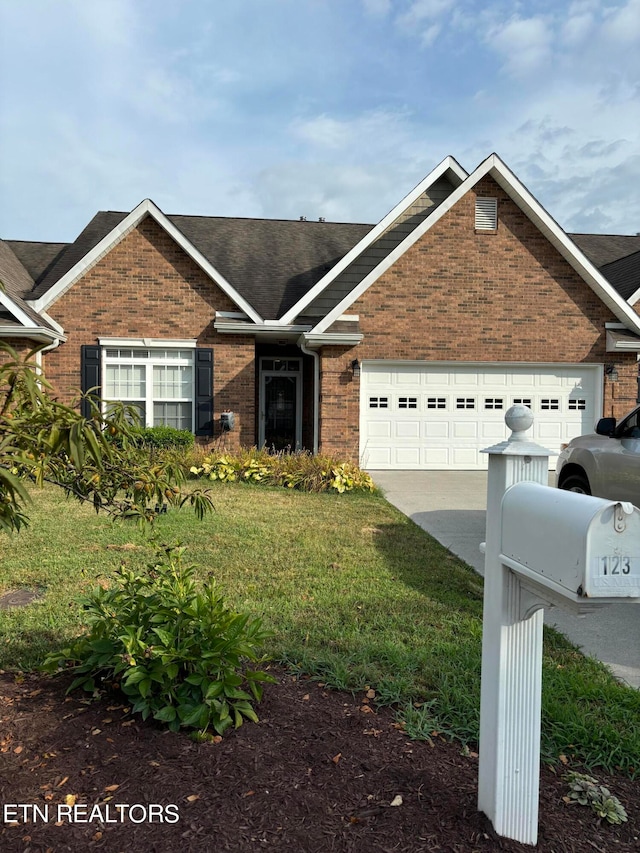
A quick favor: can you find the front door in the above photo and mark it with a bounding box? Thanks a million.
[259,358,302,451]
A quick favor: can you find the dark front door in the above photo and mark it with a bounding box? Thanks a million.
[264,374,297,450]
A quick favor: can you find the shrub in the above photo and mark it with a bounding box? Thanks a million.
[135,426,195,449]
[189,448,375,494]
[42,546,275,736]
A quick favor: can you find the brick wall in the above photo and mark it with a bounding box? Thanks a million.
[319,177,637,458]
[42,216,256,450]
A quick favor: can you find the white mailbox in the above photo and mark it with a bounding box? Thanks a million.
[500,481,640,607]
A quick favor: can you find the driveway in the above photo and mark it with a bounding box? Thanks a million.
[372,470,640,689]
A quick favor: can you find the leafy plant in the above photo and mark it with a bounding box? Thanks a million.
[190,448,375,494]
[564,771,628,825]
[42,545,275,735]
[0,342,213,531]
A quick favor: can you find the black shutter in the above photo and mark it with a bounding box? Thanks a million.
[81,345,101,419]
[195,348,214,436]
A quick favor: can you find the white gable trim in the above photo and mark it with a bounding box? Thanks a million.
[278,155,468,325]
[627,287,640,307]
[31,199,264,324]
[311,153,640,337]
[0,290,37,328]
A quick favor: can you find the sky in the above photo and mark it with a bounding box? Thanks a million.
[1,0,639,243]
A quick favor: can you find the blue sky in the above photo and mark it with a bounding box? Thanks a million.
[1,0,639,242]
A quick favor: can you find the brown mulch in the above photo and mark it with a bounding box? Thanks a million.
[0,669,638,853]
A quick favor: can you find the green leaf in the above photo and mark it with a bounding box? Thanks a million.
[154,705,178,723]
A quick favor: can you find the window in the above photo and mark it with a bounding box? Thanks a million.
[513,397,532,407]
[398,397,418,409]
[103,348,194,430]
[427,397,447,409]
[456,397,476,409]
[369,396,389,409]
[540,398,560,410]
[484,398,504,410]
[568,399,587,410]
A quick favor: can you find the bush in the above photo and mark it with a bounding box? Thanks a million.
[42,546,275,736]
[189,448,375,494]
[136,426,195,449]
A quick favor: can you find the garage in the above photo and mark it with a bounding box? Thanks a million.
[360,362,602,470]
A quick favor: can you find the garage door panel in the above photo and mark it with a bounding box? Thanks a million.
[361,362,600,470]
[367,421,392,438]
[396,421,420,439]
[452,448,479,466]
[425,422,449,438]
[425,448,451,466]
[452,422,478,438]
[537,423,562,439]
[365,447,392,466]
[396,448,421,465]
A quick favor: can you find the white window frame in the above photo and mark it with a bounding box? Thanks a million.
[100,339,197,431]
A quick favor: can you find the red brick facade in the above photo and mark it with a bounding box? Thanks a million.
[42,218,255,450]
[21,178,636,463]
[318,178,637,458]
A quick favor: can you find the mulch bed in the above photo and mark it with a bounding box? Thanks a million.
[1,669,638,852]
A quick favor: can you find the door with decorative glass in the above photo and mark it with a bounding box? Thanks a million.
[259,358,302,451]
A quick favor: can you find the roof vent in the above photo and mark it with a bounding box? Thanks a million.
[475,197,498,230]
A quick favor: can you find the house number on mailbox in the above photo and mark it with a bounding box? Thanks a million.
[599,555,633,576]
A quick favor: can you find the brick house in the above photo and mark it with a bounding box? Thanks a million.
[2,152,640,470]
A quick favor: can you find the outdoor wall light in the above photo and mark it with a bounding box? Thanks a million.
[351,358,361,379]
[605,364,619,382]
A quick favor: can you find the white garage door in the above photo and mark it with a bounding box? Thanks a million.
[360,362,601,470]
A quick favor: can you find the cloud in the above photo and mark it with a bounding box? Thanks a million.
[361,0,392,17]
[486,15,553,78]
[603,0,640,43]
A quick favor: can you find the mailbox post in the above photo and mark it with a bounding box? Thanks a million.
[478,405,551,846]
[478,406,640,846]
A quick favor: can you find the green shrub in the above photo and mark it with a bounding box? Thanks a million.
[42,546,275,736]
[189,448,375,494]
[136,426,195,449]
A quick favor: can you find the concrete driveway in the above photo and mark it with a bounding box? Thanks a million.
[372,470,640,689]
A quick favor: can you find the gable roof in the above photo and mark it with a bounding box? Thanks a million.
[3,154,640,340]
[306,153,640,338]
[26,204,373,322]
[30,200,266,323]
[0,239,61,336]
[278,156,468,325]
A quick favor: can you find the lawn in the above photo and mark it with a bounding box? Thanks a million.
[1,481,639,775]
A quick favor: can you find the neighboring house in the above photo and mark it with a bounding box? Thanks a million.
[2,152,640,470]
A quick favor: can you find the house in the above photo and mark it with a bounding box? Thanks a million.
[2,152,640,470]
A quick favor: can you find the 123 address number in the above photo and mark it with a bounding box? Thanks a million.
[599,555,636,577]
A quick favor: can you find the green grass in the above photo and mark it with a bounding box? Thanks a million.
[1,481,639,775]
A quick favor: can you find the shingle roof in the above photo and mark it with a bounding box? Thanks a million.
[600,249,640,301]
[569,233,640,268]
[6,240,69,285]
[6,209,640,327]
[0,240,57,329]
[169,215,372,319]
[28,211,373,319]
